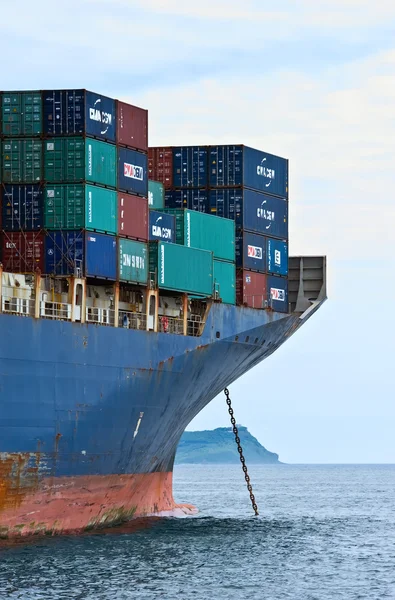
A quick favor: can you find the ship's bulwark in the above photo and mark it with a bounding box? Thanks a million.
[0,302,321,538]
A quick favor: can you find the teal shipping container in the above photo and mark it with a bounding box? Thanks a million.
[149,241,213,296]
[2,139,42,183]
[44,137,116,188]
[148,180,165,210]
[213,260,236,305]
[44,184,117,233]
[118,239,148,284]
[1,91,42,136]
[163,208,235,262]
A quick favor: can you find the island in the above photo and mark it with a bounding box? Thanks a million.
[175,426,280,464]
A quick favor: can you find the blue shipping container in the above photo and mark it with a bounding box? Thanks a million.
[165,189,208,212]
[267,238,288,276]
[240,189,288,239]
[43,89,116,142]
[209,188,242,219]
[267,275,288,313]
[45,231,116,279]
[149,210,175,243]
[173,146,207,188]
[209,188,288,239]
[209,145,288,198]
[236,231,266,273]
[118,148,148,197]
[1,185,43,231]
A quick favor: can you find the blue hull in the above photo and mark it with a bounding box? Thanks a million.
[0,301,323,536]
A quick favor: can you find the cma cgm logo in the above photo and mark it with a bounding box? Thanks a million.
[257,158,275,188]
[123,254,145,269]
[124,163,144,181]
[152,216,172,240]
[89,99,113,135]
[247,245,262,260]
[270,288,285,302]
[257,200,275,230]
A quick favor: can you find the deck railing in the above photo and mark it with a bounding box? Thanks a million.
[1,295,205,337]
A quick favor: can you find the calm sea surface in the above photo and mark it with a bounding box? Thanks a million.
[0,465,394,599]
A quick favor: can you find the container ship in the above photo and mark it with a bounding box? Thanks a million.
[0,89,326,539]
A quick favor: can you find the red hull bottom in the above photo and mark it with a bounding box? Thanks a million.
[0,472,197,539]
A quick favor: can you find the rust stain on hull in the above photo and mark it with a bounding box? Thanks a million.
[0,467,196,540]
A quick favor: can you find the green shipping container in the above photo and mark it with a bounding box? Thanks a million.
[44,137,117,188]
[163,209,235,262]
[213,260,236,305]
[2,139,42,183]
[119,239,148,284]
[44,184,117,233]
[148,180,165,209]
[1,91,42,136]
[149,241,213,296]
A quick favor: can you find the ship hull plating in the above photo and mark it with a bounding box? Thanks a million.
[0,302,322,538]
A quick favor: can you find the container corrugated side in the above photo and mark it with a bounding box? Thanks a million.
[165,189,208,212]
[1,91,42,136]
[243,146,288,199]
[45,230,117,279]
[267,275,288,313]
[209,145,243,187]
[43,89,116,142]
[148,147,173,188]
[2,185,43,231]
[44,184,117,233]
[173,146,208,188]
[118,147,148,196]
[239,189,288,239]
[148,180,165,210]
[161,208,184,244]
[150,241,213,296]
[208,188,242,219]
[267,238,288,276]
[118,238,148,284]
[116,101,148,152]
[44,138,116,188]
[1,231,45,273]
[118,193,148,240]
[236,269,267,309]
[2,139,42,183]
[213,260,236,304]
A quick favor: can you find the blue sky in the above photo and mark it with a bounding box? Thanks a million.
[1,0,394,462]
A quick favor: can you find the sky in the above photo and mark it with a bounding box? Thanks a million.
[1,0,394,463]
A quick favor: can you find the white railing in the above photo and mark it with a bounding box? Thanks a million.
[40,301,72,320]
[86,307,116,327]
[2,296,35,317]
[119,310,147,331]
[158,315,184,335]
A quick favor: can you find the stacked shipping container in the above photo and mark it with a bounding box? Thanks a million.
[0,89,149,281]
[149,144,289,312]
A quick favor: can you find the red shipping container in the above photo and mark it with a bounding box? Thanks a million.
[1,231,45,273]
[148,147,173,188]
[236,269,267,308]
[118,192,148,240]
[116,101,148,152]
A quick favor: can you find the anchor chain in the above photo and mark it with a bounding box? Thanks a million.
[224,387,259,516]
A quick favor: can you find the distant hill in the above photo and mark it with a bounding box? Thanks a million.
[175,426,280,464]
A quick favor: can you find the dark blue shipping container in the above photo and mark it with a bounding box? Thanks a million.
[236,231,266,273]
[240,189,288,239]
[43,89,116,142]
[209,188,242,219]
[2,185,43,231]
[173,146,207,188]
[45,231,116,279]
[149,210,175,243]
[118,148,148,197]
[209,145,288,198]
[209,188,288,239]
[165,189,208,212]
[267,238,288,276]
[267,275,288,313]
